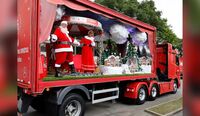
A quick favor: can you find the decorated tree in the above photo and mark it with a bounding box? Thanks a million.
[122,43,141,71]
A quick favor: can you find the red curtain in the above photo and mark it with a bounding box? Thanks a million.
[47,0,88,11]
[39,0,57,43]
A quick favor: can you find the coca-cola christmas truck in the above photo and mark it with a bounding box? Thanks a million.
[17,0,181,116]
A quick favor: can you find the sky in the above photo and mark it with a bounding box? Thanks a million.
[138,0,183,39]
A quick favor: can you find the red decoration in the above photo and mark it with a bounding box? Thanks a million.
[80,36,96,72]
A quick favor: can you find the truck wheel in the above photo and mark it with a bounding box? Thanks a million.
[136,85,147,105]
[172,81,178,94]
[59,93,85,116]
[149,84,158,101]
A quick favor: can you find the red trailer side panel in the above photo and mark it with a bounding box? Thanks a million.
[18,0,157,95]
[17,0,39,93]
[36,0,157,94]
[17,0,33,88]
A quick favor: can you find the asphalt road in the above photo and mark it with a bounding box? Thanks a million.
[24,80,183,116]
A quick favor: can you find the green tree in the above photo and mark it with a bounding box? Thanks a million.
[95,0,182,52]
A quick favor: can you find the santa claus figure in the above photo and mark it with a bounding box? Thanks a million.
[50,21,79,77]
[80,30,96,73]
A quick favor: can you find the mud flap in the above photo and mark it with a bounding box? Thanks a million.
[17,94,33,113]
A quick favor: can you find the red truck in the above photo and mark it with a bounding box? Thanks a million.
[17,0,181,116]
[179,57,183,78]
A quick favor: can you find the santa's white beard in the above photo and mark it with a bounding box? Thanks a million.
[60,26,69,34]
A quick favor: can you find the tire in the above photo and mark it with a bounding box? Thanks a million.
[149,84,158,101]
[59,93,85,116]
[172,81,178,94]
[136,85,147,105]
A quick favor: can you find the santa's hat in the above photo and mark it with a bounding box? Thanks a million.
[61,21,68,25]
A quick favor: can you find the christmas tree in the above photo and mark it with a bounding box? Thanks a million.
[122,43,142,71]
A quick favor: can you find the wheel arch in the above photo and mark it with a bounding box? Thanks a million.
[57,85,90,105]
[125,81,148,99]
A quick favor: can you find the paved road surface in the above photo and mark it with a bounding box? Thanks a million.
[24,81,183,116]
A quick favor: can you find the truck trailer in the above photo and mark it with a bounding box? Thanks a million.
[17,0,181,116]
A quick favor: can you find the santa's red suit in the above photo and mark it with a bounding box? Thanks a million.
[51,25,79,69]
[80,36,96,72]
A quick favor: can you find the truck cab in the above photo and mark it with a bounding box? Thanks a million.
[156,43,181,92]
[124,43,181,102]
[156,43,180,79]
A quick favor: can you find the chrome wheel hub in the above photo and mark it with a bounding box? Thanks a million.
[65,100,81,116]
[139,88,146,101]
[151,87,157,97]
[174,83,177,92]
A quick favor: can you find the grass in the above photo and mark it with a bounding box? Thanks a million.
[145,97,183,115]
[42,73,150,81]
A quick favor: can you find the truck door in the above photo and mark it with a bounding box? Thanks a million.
[168,45,179,79]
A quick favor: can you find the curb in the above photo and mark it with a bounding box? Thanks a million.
[165,107,183,116]
[145,97,183,116]
[145,109,163,116]
[145,107,183,116]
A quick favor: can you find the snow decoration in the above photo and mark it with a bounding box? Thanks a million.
[109,24,129,44]
[131,32,147,45]
[100,65,123,75]
[55,7,65,21]
[134,65,151,74]
[121,64,131,74]
[99,64,131,75]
